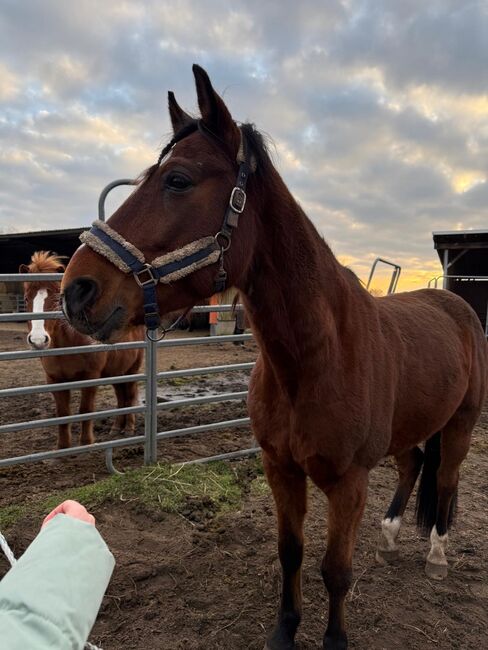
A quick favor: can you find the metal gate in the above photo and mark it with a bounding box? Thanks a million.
[0,271,258,473]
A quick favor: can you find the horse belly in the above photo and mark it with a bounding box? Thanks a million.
[388,369,469,455]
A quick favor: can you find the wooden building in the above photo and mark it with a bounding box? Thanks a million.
[0,228,86,313]
[433,229,488,335]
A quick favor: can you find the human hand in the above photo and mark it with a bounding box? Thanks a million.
[42,500,96,528]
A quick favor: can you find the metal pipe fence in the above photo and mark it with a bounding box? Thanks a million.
[427,274,488,289]
[0,272,259,471]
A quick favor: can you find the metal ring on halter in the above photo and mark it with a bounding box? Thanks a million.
[214,231,231,252]
[146,327,166,342]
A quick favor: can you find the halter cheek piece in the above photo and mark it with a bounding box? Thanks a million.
[80,120,256,333]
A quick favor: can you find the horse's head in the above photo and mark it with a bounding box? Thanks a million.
[20,252,65,350]
[62,65,261,341]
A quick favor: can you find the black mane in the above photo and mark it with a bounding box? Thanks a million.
[152,120,273,178]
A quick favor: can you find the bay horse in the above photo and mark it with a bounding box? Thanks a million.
[61,66,487,649]
[20,251,144,449]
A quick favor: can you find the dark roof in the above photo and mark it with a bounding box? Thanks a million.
[0,227,88,274]
[0,227,87,241]
[433,229,488,250]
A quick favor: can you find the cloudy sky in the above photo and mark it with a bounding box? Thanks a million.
[1,1,487,291]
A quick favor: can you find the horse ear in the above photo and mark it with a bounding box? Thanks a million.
[19,264,29,273]
[168,91,193,134]
[192,64,236,137]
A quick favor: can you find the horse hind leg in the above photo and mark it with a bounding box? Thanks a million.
[416,407,478,580]
[122,381,139,434]
[110,381,139,435]
[376,446,424,565]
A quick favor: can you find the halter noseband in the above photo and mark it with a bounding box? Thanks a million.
[80,121,256,332]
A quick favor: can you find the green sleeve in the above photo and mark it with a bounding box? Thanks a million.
[0,514,115,649]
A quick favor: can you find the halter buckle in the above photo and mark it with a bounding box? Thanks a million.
[134,264,158,288]
[229,187,246,214]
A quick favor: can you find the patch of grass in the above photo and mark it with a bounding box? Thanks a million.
[0,504,28,530]
[250,475,270,497]
[0,461,253,532]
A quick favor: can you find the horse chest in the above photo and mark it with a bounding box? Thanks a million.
[249,368,375,472]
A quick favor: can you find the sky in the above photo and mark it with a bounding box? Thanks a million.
[1,0,487,291]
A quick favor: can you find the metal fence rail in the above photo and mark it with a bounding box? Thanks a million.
[0,271,258,471]
[427,274,488,289]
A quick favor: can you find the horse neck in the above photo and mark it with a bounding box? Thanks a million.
[239,170,369,395]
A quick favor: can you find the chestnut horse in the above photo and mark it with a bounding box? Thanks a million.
[21,252,144,449]
[61,67,487,649]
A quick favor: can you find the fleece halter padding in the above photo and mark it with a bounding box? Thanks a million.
[80,221,220,283]
[80,220,220,331]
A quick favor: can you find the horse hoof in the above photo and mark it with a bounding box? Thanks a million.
[425,560,448,581]
[263,632,296,650]
[375,548,399,565]
[323,633,348,649]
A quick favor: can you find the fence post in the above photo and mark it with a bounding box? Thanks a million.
[144,334,158,464]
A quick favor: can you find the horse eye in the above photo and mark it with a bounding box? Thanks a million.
[165,172,192,192]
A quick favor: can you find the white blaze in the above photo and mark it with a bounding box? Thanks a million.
[29,289,49,347]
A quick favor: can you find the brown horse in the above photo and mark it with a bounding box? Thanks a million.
[61,67,487,649]
[21,251,144,449]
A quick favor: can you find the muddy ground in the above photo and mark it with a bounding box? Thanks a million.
[0,324,487,649]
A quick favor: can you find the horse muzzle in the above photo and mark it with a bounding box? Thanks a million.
[27,332,51,350]
[62,277,125,341]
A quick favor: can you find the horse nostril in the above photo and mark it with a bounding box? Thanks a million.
[64,277,100,316]
[27,334,33,346]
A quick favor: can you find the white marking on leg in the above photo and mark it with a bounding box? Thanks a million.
[379,516,401,551]
[427,526,448,566]
[29,289,50,348]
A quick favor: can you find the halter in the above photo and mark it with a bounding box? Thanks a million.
[80,121,256,334]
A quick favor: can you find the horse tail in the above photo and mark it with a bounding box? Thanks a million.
[415,431,457,535]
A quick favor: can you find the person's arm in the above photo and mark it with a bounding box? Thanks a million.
[0,501,114,650]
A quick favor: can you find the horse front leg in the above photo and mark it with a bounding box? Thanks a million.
[110,383,126,434]
[263,452,307,650]
[79,386,97,445]
[52,389,71,449]
[321,464,368,650]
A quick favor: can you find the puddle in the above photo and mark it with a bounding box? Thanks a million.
[140,370,251,403]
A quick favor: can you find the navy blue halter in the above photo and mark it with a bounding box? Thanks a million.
[83,224,221,330]
[80,122,254,334]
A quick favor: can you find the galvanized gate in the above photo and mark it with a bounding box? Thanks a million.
[0,271,258,473]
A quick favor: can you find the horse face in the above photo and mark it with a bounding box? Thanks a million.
[23,283,56,350]
[62,66,257,342]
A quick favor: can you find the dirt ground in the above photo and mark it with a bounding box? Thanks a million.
[0,324,487,649]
